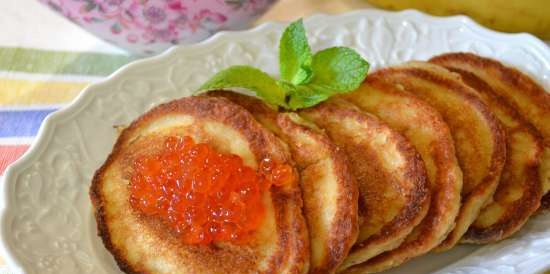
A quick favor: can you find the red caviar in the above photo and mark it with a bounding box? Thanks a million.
[129,136,295,245]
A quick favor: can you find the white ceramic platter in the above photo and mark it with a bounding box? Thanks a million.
[1,9,549,274]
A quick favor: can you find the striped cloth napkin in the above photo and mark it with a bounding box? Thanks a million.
[0,0,136,177]
[2,1,550,274]
[0,1,138,271]
[0,47,136,176]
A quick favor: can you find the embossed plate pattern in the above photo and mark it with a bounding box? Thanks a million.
[1,9,549,274]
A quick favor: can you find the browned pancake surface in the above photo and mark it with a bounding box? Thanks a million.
[358,63,506,254]
[431,52,550,211]
[208,91,359,274]
[90,96,309,274]
[340,76,462,273]
[429,58,544,242]
[300,99,430,271]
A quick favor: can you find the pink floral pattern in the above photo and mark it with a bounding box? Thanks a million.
[40,0,275,54]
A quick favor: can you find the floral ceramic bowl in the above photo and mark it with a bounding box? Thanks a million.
[40,0,276,55]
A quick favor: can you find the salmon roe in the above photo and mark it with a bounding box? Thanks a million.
[129,136,295,245]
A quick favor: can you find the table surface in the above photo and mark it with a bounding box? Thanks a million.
[0,0,548,273]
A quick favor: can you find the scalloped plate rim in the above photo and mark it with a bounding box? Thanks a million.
[1,8,549,274]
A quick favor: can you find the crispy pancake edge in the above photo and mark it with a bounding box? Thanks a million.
[368,63,506,252]
[431,52,550,212]
[301,100,430,270]
[340,76,463,273]
[277,114,359,274]
[90,96,310,274]
[431,64,543,243]
[207,91,359,274]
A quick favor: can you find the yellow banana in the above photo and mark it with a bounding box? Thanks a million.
[368,0,550,40]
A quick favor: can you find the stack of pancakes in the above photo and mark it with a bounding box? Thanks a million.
[91,53,549,274]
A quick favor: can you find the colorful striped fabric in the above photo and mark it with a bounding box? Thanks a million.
[0,2,136,270]
[0,47,136,176]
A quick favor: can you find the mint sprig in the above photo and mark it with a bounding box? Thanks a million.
[279,19,313,85]
[198,66,288,107]
[198,19,369,110]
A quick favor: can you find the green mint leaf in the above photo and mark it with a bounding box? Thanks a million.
[286,85,330,110]
[279,19,313,85]
[197,20,370,111]
[198,66,289,107]
[309,47,369,92]
[285,47,369,109]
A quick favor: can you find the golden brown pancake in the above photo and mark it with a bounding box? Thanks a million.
[207,91,359,274]
[339,76,462,273]
[90,96,309,274]
[300,99,430,270]
[355,62,506,254]
[431,52,550,212]
[430,56,544,242]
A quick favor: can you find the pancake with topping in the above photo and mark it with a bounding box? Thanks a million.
[430,55,544,242]
[90,96,309,274]
[431,52,550,212]
[300,98,430,270]
[208,90,359,274]
[340,75,462,273]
